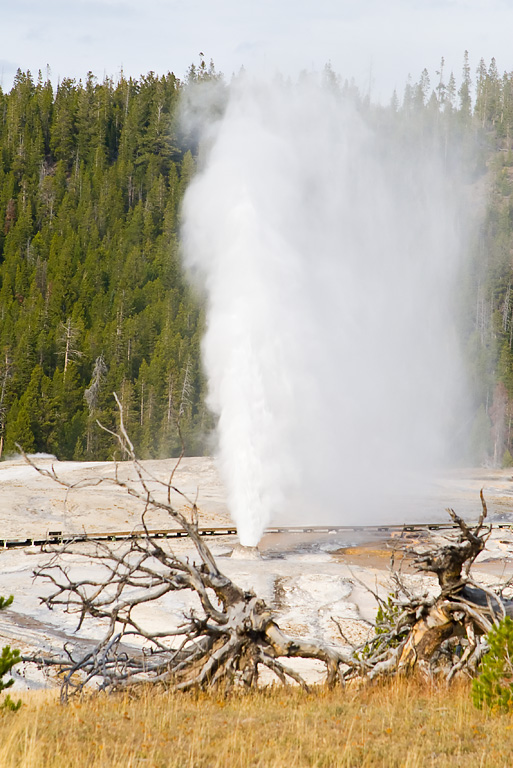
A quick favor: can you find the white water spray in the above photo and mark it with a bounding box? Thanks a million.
[182,76,466,546]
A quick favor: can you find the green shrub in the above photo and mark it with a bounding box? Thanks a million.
[473,615,513,711]
[502,449,513,468]
[0,597,21,712]
[358,594,407,660]
[375,595,402,640]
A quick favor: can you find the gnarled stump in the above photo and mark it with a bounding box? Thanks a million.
[398,603,464,670]
[362,491,506,680]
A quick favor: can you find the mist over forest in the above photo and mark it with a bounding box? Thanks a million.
[0,54,511,470]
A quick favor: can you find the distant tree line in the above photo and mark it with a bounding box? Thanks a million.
[0,53,513,464]
[446,55,513,466]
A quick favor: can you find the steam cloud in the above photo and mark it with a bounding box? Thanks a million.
[182,75,467,546]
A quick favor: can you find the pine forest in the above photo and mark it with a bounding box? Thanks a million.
[1,55,513,464]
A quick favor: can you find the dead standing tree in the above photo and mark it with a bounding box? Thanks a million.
[345,491,513,681]
[22,397,352,698]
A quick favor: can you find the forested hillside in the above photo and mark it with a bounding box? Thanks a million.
[0,63,220,460]
[1,55,513,464]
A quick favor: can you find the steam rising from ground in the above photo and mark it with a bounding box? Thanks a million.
[182,76,466,546]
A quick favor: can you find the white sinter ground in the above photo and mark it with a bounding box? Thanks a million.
[0,456,512,689]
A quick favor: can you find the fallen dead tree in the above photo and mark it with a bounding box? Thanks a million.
[21,400,353,698]
[30,521,352,696]
[19,400,513,696]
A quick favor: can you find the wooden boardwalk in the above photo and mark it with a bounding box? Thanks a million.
[1,521,512,549]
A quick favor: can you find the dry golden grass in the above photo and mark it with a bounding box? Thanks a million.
[0,678,512,767]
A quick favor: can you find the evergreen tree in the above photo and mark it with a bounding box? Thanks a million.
[0,68,211,459]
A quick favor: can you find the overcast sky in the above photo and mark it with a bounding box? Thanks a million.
[0,0,511,101]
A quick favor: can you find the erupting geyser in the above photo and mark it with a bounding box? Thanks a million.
[182,74,467,547]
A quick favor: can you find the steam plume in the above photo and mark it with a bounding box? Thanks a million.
[182,75,466,546]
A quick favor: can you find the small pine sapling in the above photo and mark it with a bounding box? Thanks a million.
[0,596,21,711]
[473,616,513,712]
